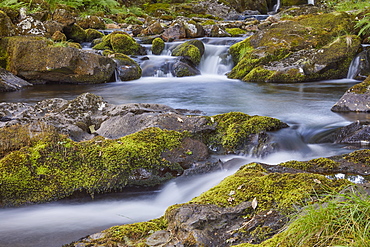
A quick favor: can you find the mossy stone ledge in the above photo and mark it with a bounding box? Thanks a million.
[0,127,191,207]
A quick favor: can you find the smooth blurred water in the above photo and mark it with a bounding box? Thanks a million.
[0,37,368,247]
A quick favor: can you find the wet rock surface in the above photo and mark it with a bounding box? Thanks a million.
[0,67,32,92]
[332,76,370,112]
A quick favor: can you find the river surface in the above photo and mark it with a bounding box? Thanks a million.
[0,37,368,247]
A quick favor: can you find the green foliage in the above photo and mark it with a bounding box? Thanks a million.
[355,13,370,37]
[280,191,370,247]
[0,0,26,9]
[325,0,370,11]
[235,189,370,247]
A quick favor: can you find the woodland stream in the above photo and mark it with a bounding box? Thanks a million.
[0,37,368,247]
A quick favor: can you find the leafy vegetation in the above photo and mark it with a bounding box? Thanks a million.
[355,12,370,37]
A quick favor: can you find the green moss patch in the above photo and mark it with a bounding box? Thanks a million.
[190,163,350,213]
[171,41,202,65]
[93,31,144,55]
[280,158,340,172]
[344,149,370,164]
[349,76,370,94]
[103,217,167,246]
[0,127,187,206]
[203,112,288,153]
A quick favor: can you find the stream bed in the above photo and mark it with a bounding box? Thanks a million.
[0,37,368,247]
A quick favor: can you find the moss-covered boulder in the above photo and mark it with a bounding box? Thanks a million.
[201,112,288,155]
[93,31,146,55]
[0,10,16,38]
[85,28,104,42]
[228,12,360,83]
[332,75,370,112]
[51,30,67,42]
[0,126,204,207]
[111,53,142,81]
[151,37,165,55]
[0,67,32,92]
[63,23,87,43]
[0,36,116,84]
[171,60,201,77]
[171,40,203,65]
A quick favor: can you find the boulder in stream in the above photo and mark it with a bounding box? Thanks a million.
[331,76,370,112]
[228,11,361,83]
[109,52,142,81]
[93,31,146,55]
[0,36,116,84]
[0,67,32,92]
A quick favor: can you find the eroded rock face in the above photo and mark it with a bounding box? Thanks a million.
[1,36,116,84]
[0,68,32,92]
[332,76,370,112]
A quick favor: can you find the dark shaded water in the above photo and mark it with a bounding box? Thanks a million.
[0,38,368,247]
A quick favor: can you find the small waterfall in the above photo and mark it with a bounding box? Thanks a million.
[308,0,315,4]
[272,0,281,14]
[347,55,361,79]
[199,42,233,75]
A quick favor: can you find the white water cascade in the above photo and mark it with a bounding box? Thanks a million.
[347,54,361,79]
[308,0,315,5]
[272,0,281,14]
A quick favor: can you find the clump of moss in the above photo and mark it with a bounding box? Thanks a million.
[281,158,340,172]
[0,127,188,206]
[171,41,202,65]
[151,37,165,55]
[344,149,370,164]
[190,163,350,213]
[349,76,370,94]
[226,28,247,37]
[103,217,167,246]
[203,112,287,153]
[93,31,145,55]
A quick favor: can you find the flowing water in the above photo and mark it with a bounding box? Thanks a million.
[0,37,368,247]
